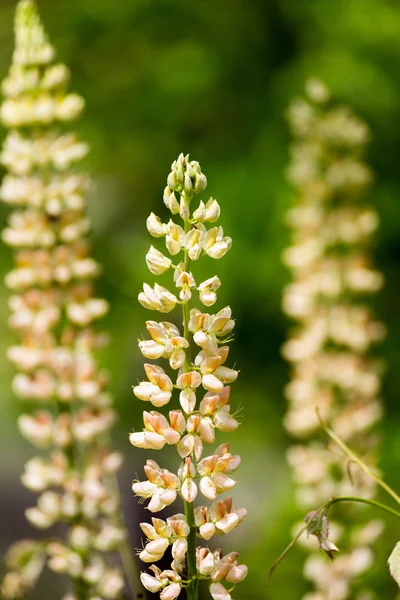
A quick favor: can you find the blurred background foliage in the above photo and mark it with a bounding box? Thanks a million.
[1,0,400,598]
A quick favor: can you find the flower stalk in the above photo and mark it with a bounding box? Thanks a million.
[132,153,247,600]
[282,79,386,599]
[0,2,140,598]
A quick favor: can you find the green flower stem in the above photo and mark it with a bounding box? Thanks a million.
[267,495,400,586]
[73,577,90,600]
[317,409,400,506]
[182,193,199,600]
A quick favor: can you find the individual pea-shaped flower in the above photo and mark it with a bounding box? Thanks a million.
[198,276,221,307]
[132,459,181,513]
[176,369,202,414]
[195,497,247,540]
[165,220,185,256]
[146,246,172,275]
[139,321,188,370]
[200,387,239,433]
[177,413,215,461]
[193,197,221,223]
[178,457,198,503]
[146,213,168,238]
[138,283,178,313]
[140,566,182,599]
[197,443,241,500]
[174,269,196,302]
[129,410,185,450]
[139,515,189,563]
[133,364,173,407]
[195,346,239,393]
[203,226,232,259]
[189,306,235,353]
[210,551,248,584]
[163,187,180,215]
[18,410,54,447]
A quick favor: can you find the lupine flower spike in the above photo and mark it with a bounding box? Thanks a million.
[132,153,247,600]
[282,79,385,599]
[0,2,139,598]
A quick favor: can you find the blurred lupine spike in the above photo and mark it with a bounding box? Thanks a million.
[132,155,246,600]
[0,1,137,598]
[14,0,54,67]
[282,79,385,599]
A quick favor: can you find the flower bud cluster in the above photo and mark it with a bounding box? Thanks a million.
[282,79,385,599]
[133,154,246,600]
[0,2,125,598]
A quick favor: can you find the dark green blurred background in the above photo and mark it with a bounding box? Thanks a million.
[1,0,400,598]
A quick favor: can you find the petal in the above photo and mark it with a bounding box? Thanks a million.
[199,476,217,500]
[172,537,188,560]
[225,564,248,583]
[210,582,231,600]
[202,374,224,392]
[199,522,216,540]
[160,582,181,600]
[215,513,239,534]
[132,480,157,498]
[181,479,198,503]
[140,572,163,593]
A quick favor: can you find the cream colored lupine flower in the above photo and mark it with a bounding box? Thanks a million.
[132,153,247,600]
[0,2,135,598]
[282,79,385,600]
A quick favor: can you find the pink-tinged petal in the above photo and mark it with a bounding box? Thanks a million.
[181,478,198,503]
[210,582,231,600]
[179,389,196,414]
[148,489,166,513]
[144,411,169,432]
[177,435,194,458]
[133,382,158,401]
[224,455,241,473]
[140,522,157,539]
[129,432,147,448]
[199,476,217,500]
[177,371,202,389]
[172,537,187,560]
[202,374,223,392]
[213,366,238,383]
[214,410,238,432]
[139,549,164,563]
[169,410,186,433]
[163,427,181,445]
[198,551,215,575]
[132,480,157,498]
[159,488,177,506]
[197,455,216,476]
[199,522,216,540]
[213,472,236,491]
[194,436,204,461]
[235,508,247,523]
[140,572,162,593]
[160,582,181,600]
[150,390,172,407]
[215,513,239,534]
[225,564,248,583]
[143,432,167,450]
[195,506,207,527]
[138,340,165,360]
[199,418,215,443]
[145,538,169,556]
[147,321,170,343]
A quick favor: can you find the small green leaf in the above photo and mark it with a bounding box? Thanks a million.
[388,542,400,587]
